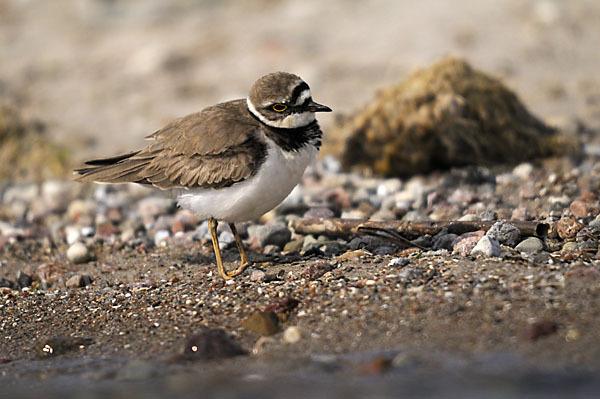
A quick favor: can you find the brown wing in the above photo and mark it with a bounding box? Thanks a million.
[74,100,267,189]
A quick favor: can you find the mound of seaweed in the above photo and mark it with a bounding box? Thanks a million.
[334,57,580,177]
[0,104,70,182]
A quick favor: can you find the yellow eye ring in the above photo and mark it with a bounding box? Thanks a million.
[272,104,287,112]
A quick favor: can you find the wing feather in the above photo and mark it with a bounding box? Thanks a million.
[74,100,267,189]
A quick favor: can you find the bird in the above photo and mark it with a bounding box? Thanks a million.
[75,72,332,280]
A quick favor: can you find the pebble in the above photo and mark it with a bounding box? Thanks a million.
[242,311,281,336]
[555,217,584,239]
[183,329,247,360]
[138,196,175,224]
[301,262,333,280]
[250,270,266,282]
[452,231,485,256]
[16,271,33,289]
[66,274,93,288]
[66,242,90,264]
[249,223,291,249]
[486,221,520,247]
[569,200,590,218]
[388,257,410,267]
[526,320,558,341]
[471,236,501,257]
[303,207,335,219]
[433,233,457,251]
[561,242,578,252]
[3,183,39,204]
[282,326,303,344]
[64,225,82,245]
[283,238,304,253]
[67,199,96,221]
[376,178,402,197]
[515,237,544,254]
[513,162,534,179]
[153,229,170,246]
[218,230,235,250]
[0,278,15,289]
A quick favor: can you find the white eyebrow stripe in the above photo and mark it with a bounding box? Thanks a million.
[294,89,311,106]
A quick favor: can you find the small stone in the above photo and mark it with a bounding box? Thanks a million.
[16,271,33,289]
[250,270,266,282]
[67,242,90,264]
[107,208,123,223]
[301,235,319,252]
[97,222,120,237]
[171,219,185,234]
[282,326,303,344]
[283,238,304,253]
[263,296,299,314]
[36,263,63,284]
[183,329,247,360]
[561,241,578,252]
[138,196,175,224]
[513,162,534,179]
[301,262,334,280]
[555,217,584,239]
[242,311,281,336]
[325,187,351,210]
[565,329,581,342]
[511,207,530,221]
[376,178,402,197]
[569,200,589,218]
[458,214,479,222]
[303,207,335,219]
[66,274,93,289]
[433,233,457,251]
[250,223,291,249]
[388,257,410,267]
[218,230,235,250]
[515,237,544,254]
[67,199,96,221]
[471,236,501,257]
[64,225,81,245]
[526,320,558,341]
[0,278,15,289]
[3,183,39,204]
[357,356,392,375]
[452,231,485,256]
[486,221,520,247]
[153,229,170,246]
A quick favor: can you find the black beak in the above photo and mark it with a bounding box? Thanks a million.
[306,100,332,113]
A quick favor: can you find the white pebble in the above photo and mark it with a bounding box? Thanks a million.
[471,236,501,257]
[154,229,170,246]
[67,242,90,264]
[65,226,81,245]
[283,326,303,344]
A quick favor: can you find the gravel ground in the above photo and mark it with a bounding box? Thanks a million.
[2,0,600,397]
[2,156,600,397]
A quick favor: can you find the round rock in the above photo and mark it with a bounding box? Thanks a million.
[486,221,520,247]
[283,326,303,344]
[515,237,544,254]
[67,242,90,264]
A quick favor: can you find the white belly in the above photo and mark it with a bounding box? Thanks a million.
[175,137,317,222]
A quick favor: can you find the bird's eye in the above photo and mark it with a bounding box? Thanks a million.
[272,104,287,112]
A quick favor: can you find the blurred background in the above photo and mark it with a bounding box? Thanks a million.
[1,0,599,161]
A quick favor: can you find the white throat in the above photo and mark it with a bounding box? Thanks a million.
[247,98,315,129]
